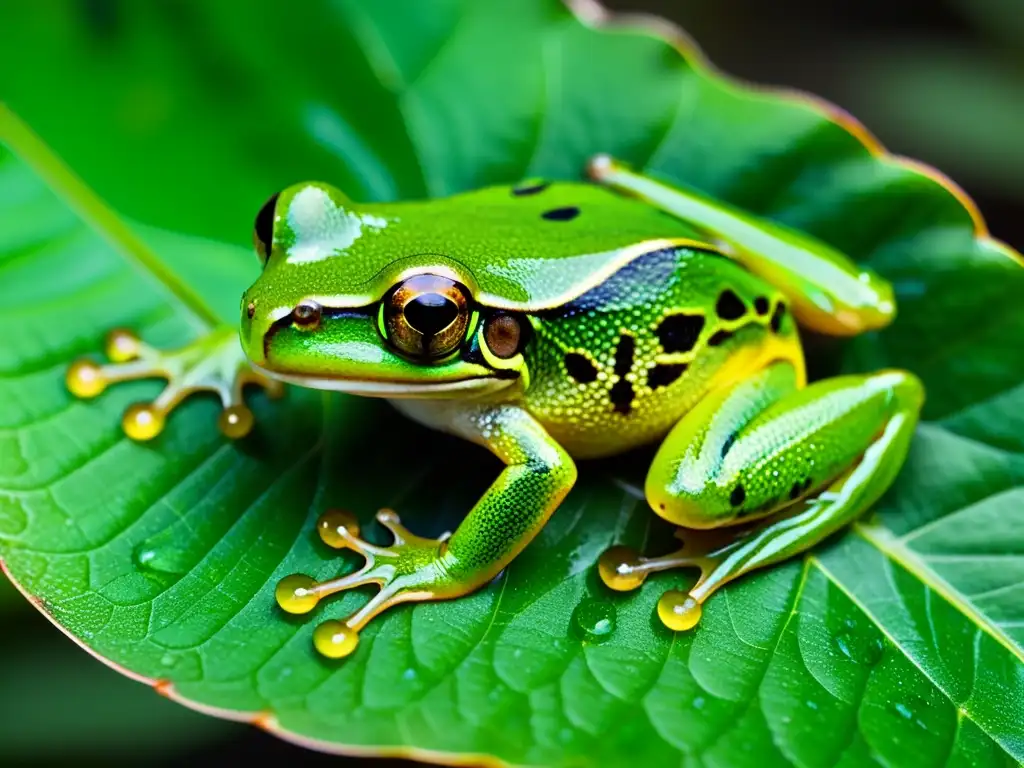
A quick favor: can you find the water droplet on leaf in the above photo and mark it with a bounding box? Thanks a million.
[834,628,885,666]
[893,702,914,720]
[132,542,188,578]
[571,599,616,644]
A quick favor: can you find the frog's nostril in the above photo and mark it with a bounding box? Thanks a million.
[405,293,459,336]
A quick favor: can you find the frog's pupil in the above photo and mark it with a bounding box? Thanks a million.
[405,293,458,336]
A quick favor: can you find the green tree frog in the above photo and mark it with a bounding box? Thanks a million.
[67,156,922,659]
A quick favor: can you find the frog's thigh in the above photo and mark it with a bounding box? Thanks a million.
[602,363,923,630]
[647,362,923,528]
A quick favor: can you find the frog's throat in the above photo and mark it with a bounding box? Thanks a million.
[251,364,512,399]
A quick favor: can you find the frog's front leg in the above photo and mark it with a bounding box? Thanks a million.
[276,403,577,659]
[66,326,283,439]
[600,362,923,630]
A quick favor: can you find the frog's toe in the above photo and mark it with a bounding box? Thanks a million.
[66,326,283,441]
[276,508,452,659]
[600,527,740,630]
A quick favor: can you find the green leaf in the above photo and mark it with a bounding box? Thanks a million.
[1,2,1023,766]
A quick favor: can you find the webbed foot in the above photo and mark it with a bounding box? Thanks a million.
[276,509,454,659]
[66,326,283,440]
[599,527,742,630]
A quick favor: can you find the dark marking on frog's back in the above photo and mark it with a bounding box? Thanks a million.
[771,303,787,333]
[610,379,634,414]
[565,352,598,383]
[716,289,746,321]
[542,206,580,222]
[614,334,635,376]
[754,296,770,315]
[657,313,705,354]
[708,329,732,347]
[648,363,687,389]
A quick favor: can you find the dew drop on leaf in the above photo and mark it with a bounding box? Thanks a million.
[132,541,188,578]
[570,598,616,644]
[833,628,885,667]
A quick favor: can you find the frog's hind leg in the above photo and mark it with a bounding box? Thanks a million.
[599,362,923,631]
[66,327,284,440]
[587,155,894,336]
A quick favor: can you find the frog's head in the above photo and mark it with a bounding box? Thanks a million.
[240,182,534,398]
[240,179,704,398]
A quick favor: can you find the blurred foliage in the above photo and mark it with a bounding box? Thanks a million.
[0,578,239,764]
[840,0,1024,200]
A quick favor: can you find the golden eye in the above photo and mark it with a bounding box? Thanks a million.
[483,313,525,359]
[253,192,280,265]
[384,274,470,359]
[293,300,322,329]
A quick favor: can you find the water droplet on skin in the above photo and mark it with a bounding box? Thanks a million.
[402,668,418,681]
[160,653,175,667]
[692,696,705,710]
[806,700,819,710]
[894,702,913,720]
[571,599,617,644]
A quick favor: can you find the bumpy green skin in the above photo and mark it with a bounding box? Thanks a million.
[70,159,924,649]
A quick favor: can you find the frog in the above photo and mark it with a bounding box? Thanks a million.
[66,155,923,659]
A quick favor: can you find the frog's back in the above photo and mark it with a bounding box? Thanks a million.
[522,246,802,458]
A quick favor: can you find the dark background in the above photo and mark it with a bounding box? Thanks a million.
[3,0,1020,765]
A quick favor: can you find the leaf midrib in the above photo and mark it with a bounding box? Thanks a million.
[0,105,221,329]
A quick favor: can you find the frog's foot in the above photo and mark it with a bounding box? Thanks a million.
[275,508,455,659]
[66,326,284,440]
[599,526,749,631]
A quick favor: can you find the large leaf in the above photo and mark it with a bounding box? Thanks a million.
[1,2,1023,766]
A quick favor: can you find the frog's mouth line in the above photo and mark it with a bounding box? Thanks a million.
[250,364,509,399]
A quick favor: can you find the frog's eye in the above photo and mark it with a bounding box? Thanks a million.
[383,274,470,360]
[253,192,280,265]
